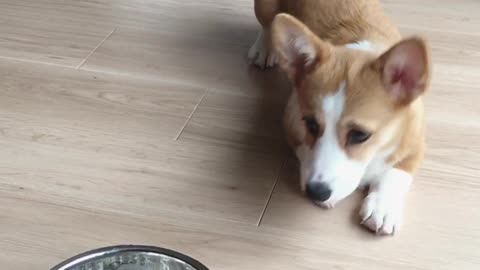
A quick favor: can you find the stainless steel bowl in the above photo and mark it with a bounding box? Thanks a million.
[50,245,209,270]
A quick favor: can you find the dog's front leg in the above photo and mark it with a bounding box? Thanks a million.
[359,168,413,235]
[248,27,278,69]
[248,0,280,69]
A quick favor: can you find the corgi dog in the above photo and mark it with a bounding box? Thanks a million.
[248,0,430,235]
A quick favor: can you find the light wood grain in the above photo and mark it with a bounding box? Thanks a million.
[383,0,480,33]
[81,26,251,87]
[180,90,287,154]
[0,1,115,66]
[0,60,283,225]
[4,196,447,270]
[0,0,479,270]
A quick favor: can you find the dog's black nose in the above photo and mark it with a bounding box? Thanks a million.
[306,182,332,202]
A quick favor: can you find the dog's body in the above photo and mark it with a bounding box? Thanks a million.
[249,0,430,235]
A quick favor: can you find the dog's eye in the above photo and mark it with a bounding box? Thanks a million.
[347,129,371,145]
[302,116,319,136]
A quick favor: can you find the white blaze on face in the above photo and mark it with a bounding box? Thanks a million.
[308,81,368,204]
[345,40,374,51]
[345,40,385,53]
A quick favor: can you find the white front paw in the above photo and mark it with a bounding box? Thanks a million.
[247,30,278,69]
[359,192,404,235]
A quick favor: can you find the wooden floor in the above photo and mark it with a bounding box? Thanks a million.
[1,1,479,269]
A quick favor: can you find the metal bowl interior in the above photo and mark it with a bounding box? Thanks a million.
[50,245,209,270]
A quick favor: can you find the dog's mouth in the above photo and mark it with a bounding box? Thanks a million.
[314,200,337,209]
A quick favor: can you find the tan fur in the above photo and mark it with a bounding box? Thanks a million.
[255,0,430,174]
[265,0,401,45]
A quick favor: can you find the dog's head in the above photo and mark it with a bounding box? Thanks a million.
[272,14,430,206]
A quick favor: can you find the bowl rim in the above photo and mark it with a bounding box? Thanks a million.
[49,245,209,270]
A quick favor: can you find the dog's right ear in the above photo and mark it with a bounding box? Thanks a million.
[272,13,332,86]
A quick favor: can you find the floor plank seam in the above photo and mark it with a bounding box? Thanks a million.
[0,55,74,68]
[7,195,255,228]
[0,53,215,90]
[174,88,208,140]
[76,27,117,70]
[257,156,288,227]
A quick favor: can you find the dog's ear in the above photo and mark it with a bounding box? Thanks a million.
[272,13,332,86]
[373,37,431,106]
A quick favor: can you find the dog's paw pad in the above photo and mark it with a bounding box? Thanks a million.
[359,192,403,235]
